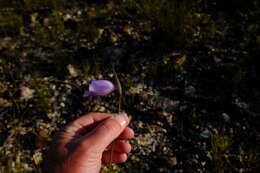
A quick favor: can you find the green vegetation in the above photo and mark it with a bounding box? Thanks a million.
[211,134,233,173]
[124,0,196,50]
[0,12,22,36]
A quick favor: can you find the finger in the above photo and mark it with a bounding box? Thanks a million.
[106,140,132,153]
[102,151,127,164]
[118,127,135,139]
[81,115,130,151]
[56,112,116,146]
[68,112,114,129]
[63,112,116,135]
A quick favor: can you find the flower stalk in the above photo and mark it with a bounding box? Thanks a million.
[109,68,123,168]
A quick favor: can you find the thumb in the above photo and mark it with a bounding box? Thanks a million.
[82,114,129,151]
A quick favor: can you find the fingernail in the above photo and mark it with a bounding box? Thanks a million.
[112,115,128,127]
[121,112,127,116]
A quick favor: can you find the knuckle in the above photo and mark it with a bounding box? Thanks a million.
[101,119,121,134]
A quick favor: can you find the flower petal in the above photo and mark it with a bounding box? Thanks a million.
[83,80,115,97]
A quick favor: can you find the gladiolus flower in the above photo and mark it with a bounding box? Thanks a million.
[83,80,115,97]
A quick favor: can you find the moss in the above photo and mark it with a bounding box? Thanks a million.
[211,134,232,154]
[102,164,126,173]
[211,134,233,173]
[0,12,22,36]
[238,146,260,170]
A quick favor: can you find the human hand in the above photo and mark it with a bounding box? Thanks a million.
[43,113,134,173]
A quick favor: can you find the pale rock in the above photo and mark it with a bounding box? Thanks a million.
[222,113,230,122]
[47,112,59,119]
[200,129,210,138]
[67,64,79,77]
[20,86,35,101]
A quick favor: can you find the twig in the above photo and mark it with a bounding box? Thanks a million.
[8,90,21,114]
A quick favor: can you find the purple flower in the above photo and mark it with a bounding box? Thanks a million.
[83,80,115,97]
